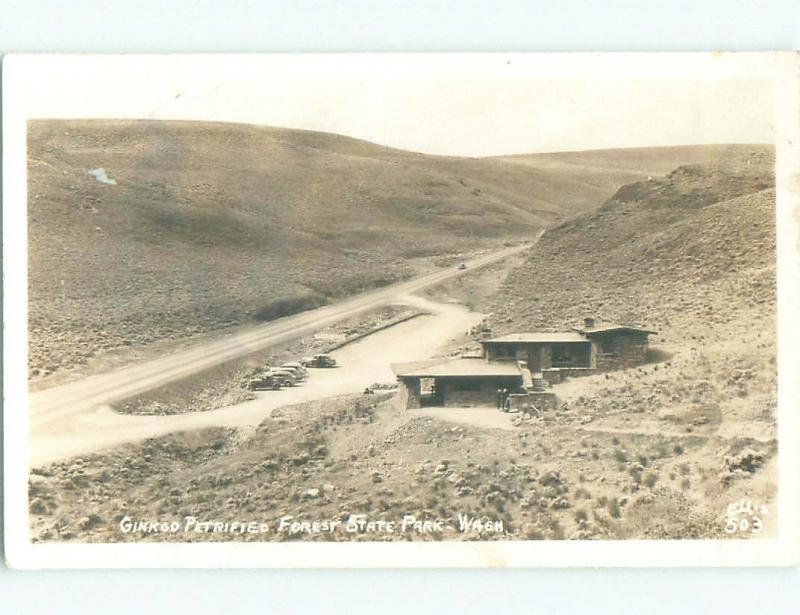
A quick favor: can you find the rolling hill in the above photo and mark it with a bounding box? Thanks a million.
[488,146,775,335]
[27,118,765,380]
[491,144,767,215]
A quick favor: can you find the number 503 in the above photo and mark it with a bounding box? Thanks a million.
[725,517,763,534]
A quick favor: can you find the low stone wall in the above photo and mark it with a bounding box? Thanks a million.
[507,391,559,414]
[542,367,596,384]
[441,379,507,408]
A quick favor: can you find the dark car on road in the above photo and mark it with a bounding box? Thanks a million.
[302,354,337,368]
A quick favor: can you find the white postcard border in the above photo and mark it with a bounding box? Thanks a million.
[4,52,799,568]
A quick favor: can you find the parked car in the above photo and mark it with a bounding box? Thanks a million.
[308,353,337,368]
[279,366,305,380]
[268,369,298,387]
[458,262,467,270]
[247,374,281,391]
[281,362,307,378]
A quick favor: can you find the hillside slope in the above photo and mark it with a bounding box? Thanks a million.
[487,149,778,535]
[493,144,767,216]
[490,147,775,334]
[27,119,763,380]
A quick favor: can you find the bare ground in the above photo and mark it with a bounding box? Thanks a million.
[30,386,767,543]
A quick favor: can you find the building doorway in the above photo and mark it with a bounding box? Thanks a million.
[420,377,444,407]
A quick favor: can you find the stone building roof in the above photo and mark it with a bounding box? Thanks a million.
[391,357,522,378]
[483,332,589,344]
[572,323,656,336]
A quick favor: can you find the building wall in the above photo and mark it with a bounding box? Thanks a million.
[442,382,497,407]
[439,377,521,408]
[398,378,421,409]
[485,342,590,371]
[591,331,650,370]
[549,343,592,368]
[483,333,650,372]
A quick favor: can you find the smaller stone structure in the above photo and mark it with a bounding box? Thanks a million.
[572,318,655,370]
[391,358,523,409]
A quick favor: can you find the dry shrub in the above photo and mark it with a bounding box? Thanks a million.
[252,293,328,322]
[643,472,659,489]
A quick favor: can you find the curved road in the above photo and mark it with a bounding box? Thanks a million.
[29,241,536,465]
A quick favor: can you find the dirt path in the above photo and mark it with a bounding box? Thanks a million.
[411,407,516,430]
[30,295,483,466]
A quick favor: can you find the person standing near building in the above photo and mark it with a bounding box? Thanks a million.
[496,388,504,410]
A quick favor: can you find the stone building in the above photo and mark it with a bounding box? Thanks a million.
[391,358,522,409]
[482,331,593,380]
[392,318,655,410]
[572,317,655,370]
[482,318,656,383]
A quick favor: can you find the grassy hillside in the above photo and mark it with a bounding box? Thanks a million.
[489,146,775,334]
[27,119,760,380]
[485,148,778,535]
[493,144,766,216]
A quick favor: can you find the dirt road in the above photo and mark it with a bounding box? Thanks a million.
[30,242,532,426]
[29,292,487,465]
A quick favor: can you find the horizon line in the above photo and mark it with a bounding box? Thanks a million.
[26,117,775,160]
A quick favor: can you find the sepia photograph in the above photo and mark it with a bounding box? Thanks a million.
[3,52,799,568]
